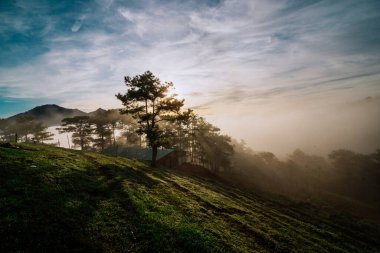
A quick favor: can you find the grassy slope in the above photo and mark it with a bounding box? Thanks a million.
[1,143,379,253]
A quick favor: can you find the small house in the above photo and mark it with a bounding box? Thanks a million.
[103,146,186,168]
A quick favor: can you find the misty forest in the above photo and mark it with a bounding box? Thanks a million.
[1,0,380,252]
[1,71,380,252]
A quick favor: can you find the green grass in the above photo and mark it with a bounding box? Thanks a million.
[1,143,380,252]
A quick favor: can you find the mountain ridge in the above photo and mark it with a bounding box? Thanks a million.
[6,104,106,127]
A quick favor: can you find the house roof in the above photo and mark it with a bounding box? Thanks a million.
[103,146,174,161]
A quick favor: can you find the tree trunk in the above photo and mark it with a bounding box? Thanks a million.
[112,127,116,146]
[151,145,158,167]
[80,137,84,150]
[67,134,71,149]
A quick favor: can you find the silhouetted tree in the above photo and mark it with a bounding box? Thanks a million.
[33,128,54,143]
[188,116,234,171]
[2,116,41,142]
[0,118,5,141]
[165,109,193,152]
[328,149,380,201]
[371,149,380,165]
[18,116,34,142]
[90,112,113,151]
[120,122,141,147]
[116,71,184,166]
[328,149,357,174]
[104,109,130,146]
[57,116,93,150]
[0,119,15,142]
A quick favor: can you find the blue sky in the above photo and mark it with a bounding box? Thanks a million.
[1,0,379,155]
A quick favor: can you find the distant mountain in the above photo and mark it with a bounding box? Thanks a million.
[6,104,88,127]
[88,108,107,117]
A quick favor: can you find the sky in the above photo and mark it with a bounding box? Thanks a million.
[1,0,380,156]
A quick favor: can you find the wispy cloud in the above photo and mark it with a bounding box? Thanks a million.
[1,0,379,102]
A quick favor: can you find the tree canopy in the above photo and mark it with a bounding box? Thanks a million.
[57,116,93,150]
[0,116,52,143]
[116,71,185,166]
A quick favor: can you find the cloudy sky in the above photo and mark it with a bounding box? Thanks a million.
[1,0,380,156]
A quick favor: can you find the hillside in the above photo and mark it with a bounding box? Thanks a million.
[1,143,380,252]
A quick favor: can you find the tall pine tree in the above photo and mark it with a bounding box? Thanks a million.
[116,71,184,166]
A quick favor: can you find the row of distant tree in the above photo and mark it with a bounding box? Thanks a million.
[0,110,141,149]
[0,109,234,172]
[55,109,234,171]
[231,140,380,209]
[57,110,138,151]
[54,111,234,170]
[0,116,54,144]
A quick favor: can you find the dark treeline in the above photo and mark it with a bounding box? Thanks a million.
[0,115,53,144]
[230,140,380,220]
[56,110,137,151]
[55,106,234,171]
